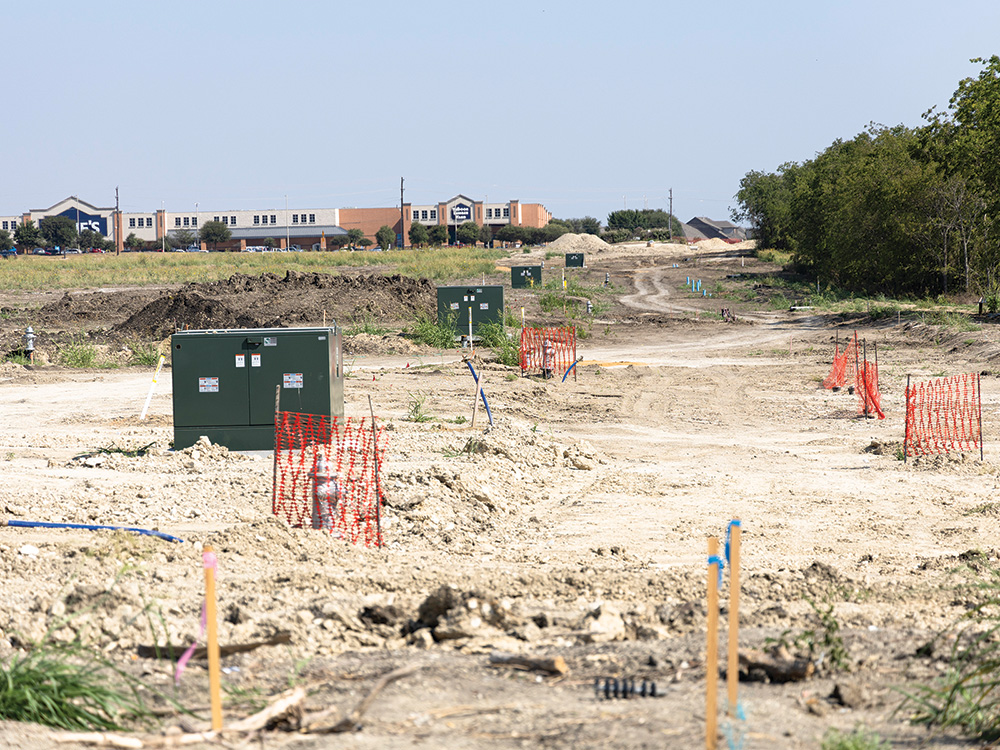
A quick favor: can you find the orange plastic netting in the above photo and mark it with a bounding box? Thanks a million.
[823,332,858,390]
[519,327,577,377]
[272,412,385,547]
[905,373,982,458]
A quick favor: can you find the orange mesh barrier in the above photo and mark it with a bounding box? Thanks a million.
[905,373,983,459]
[272,411,385,547]
[856,360,884,419]
[823,332,858,389]
[520,326,577,377]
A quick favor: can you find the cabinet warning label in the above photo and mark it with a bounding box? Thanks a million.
[198,377,219,393]
[251,353,261,367]
[283,373,304,389]
[235,354,245,368]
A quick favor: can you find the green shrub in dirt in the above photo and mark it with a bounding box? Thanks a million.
[405,392,433,422]
[821,726,890,750]
[477,322,519,367]
[3,353,30,366]
[410,313,456,349]
[0,640,150,730]
[59,338,101,368]
[900,564,1000,739]
[345,313,391,337]
[127,340,162,366]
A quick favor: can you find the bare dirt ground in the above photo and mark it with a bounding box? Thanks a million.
[2,240,999,748]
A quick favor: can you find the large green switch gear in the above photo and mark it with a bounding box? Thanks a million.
[171,327,343,451]
[436,286,504,335]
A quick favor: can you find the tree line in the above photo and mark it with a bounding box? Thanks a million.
[733,56,1000,298]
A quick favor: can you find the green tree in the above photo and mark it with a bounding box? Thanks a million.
[479,223,493,247]
[198,220,230,251]
[172,228,196,249]
[78,228,104,251]
[456,221,480,245]
[347,228,365,249]
[124,233,144,251]
[0,229,14,255]
[13,219,41,249]
[327,235,349,249]
[39,215,78,248]
[358,237,373,248]
[263,237,277,249]
[427,224,448,246]
[408,222,429,248]
[375,224,396,250]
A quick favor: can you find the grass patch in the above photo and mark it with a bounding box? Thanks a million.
[96,442,156,458]
[899,563,1000,739]
[58,338,102,368]
[410,313,456,349]
[405,392,433,422]
[0,641,150,730]
[477,322,519,367]
[3,353,30,366]
[345,313,392,337]
[127,340,162,367]
[821,726,890,750]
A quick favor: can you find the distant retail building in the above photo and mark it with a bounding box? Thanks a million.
[679,217,747,242]
[0,194,552,250]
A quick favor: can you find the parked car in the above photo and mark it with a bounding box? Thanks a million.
[32,248,46,255]
[65,248,81,254]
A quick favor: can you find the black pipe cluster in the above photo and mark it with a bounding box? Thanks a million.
[594,677,659,700]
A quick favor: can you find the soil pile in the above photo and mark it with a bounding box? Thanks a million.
[113,292,260,338]
[549,233,612,253]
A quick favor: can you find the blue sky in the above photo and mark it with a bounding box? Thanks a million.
[3,0,998,226]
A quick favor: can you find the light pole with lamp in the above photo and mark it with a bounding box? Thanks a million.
[195,203,199,250]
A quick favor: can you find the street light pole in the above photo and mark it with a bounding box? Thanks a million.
[285,195,289,251]
[195,202,199,250]
[161,200,165,252]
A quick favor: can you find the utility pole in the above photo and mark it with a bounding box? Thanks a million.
[115,186,120,256]
[669,188,674,242]
[400,177,404,249]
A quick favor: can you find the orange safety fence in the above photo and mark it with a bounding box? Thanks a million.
[520,326,577,377]
[823,332,858,389]
[904,373,983,460]
[272,411,386,547]
[857,360,884,419]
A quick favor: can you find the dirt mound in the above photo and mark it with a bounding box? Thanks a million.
[110,271,437,339]
[114,292,261,339]
[549,233,612,253]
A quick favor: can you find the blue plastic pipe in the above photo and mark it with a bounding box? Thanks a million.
[561,358,580,383]
[465,361,494,426]
[5,520,184,543]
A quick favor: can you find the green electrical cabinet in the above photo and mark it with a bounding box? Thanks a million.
[171,326,343,451]
[511,266,543,288]
[565,253,584,268]
[436,285,504,335]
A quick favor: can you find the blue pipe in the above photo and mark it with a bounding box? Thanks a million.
[5,520,184,543]
[465,361,494,426]
[561,358,580,383]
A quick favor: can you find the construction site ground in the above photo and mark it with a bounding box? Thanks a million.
[1,239,997,748]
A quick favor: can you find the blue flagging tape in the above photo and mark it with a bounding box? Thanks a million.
[725,519,742,565]
[708,554,725,587]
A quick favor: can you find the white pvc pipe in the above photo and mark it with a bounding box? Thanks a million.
[140,355,166,421]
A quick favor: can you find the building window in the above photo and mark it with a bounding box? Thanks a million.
[192,217,197,227]
[214,216,219,223]
[270,215,276,224]
[146,217,153,227]
[253,215,259,225]
[421,210,428,220]
[175,218,181,227]
[309,214,315,223]
[230,216,236,225]
[183,217,189,227]
[129,218,136,228]
[430,209,437,220]
[503,208,510,218]
[2,221,6,230]
[292,215,298,224]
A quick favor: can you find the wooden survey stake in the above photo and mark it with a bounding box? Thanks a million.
[706,536,719,750]
[727,521,741,716]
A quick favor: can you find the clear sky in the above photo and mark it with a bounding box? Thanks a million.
[3,0,998,226]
